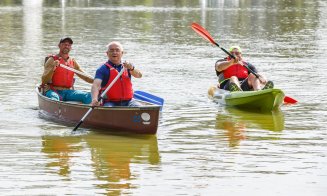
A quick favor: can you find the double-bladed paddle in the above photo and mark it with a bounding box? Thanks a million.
[192,22,264,79]
[72,66,126,131]
[191,22,297,104]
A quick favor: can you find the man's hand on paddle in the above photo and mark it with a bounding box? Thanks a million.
[231,56,240,64]
[122,61,134,70]
[52,60,59,71]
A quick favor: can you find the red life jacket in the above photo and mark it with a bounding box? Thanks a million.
[49,55,75,88]
[101,63,133,101]
[223,56,249,79]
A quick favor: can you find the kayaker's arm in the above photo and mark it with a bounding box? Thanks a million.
[215,57,239,72]
[253,72,267,84]
[243,62,267,84]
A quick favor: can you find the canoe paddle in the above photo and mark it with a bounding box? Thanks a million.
[72,66,126,131]
[59,64,93,80]
[134,90,164,108]
[191,22,297,104]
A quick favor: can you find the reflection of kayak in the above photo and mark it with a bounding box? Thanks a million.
[215,107,284,147]
[208,86,285,112]
[216,107,284,132]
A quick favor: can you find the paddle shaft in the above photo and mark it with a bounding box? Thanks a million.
[72,66,125,131]
[59,64,93,80]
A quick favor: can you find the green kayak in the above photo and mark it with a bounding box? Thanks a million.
[208,86,285,112]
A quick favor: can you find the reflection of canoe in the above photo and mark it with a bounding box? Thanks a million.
[84,133,160,165]
[86,133,160,192]
[208,86,285,112]
[36,86,160,134]
[41,133,160,184]
[216,107,284,132]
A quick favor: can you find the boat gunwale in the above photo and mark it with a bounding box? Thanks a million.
[225,88,284,100]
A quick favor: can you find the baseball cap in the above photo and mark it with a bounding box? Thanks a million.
[229,45,242,53]
[59,37,73,44]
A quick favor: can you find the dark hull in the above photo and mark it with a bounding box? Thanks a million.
[36,87,160,134]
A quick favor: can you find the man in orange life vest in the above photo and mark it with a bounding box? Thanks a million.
[41,37,93,104]
[91,41,142,107]
[215,46,274,92]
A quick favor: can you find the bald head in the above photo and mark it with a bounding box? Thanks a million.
[106,41,124,64]
[106,41,123,52]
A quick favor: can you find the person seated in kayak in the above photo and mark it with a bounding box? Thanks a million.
[91,41,143,107]
[215,46,274,92]
[41,37,94,104]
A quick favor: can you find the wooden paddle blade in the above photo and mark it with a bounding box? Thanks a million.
[191,22,217,46]
[134,91,164,106]
[284,96,297,104]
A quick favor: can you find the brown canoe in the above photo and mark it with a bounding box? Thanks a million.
[36,86,161,134]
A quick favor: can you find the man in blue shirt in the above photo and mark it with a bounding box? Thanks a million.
[91,41,142,107]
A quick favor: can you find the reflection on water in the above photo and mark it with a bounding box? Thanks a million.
[41,133,159,195]
[42,135,81,177]
[216,107,284,147]
[22,0,42,56]
[22,0,44,86]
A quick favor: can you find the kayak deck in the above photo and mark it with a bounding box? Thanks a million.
[208,86,285,112]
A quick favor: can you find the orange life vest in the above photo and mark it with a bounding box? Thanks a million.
[49,55,75,88]
[101,63,133,101]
